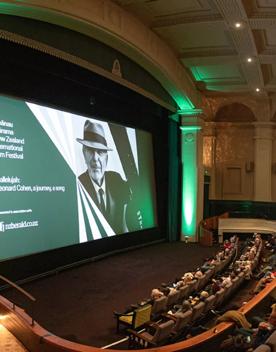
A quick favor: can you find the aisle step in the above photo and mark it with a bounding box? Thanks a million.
[0,324,28,352]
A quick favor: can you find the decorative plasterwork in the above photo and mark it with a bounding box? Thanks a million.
[112,0,276,98]
[214,0,264,90]
[0,0,201,110]
[205,95,270,122]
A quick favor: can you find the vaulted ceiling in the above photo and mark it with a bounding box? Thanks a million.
[113,0,276,99]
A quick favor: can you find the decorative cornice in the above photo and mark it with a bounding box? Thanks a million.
[152,14,223,28]
[177,108,203,116]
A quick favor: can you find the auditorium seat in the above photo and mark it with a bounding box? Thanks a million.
[253,345,271,352]
[191,301,205,322]
[231,276,239,291]
[237,271,245,285]
[151,296,168,319]
[170,310,193,335]
[190,279,200,293]
[197,274,207,290]
[204,268,214,283]
[128,319,175,348]
[224,283,233,300]
[114,304,152,332]
[264,330,276,352]
[203,294,216,313]
[166,290,180,308]
[186,280,197,296]
[214,288,225,307]
[178,285,190,300]
[252,331,276,352]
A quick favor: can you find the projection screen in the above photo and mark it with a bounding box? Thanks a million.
[0,95,157,261]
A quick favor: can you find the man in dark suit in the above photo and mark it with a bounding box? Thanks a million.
[77,120,131,234]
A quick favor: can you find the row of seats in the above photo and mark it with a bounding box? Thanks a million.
[115,238,239,333]
[127,238,263,348]
[151,239,239,318]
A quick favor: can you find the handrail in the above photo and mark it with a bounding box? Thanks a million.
[0,274,36,326]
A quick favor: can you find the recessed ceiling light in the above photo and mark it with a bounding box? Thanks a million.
[247,57,252,62]
[255,88,260,92]
[235,22,241,28]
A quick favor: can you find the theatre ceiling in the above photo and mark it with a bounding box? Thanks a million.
[113,0,276,100]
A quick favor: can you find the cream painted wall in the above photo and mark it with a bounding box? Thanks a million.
[214,124,254,200]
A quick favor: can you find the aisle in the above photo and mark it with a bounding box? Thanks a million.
[0,324,28,352]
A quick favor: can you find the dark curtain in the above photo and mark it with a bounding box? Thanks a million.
[167,117,180,242]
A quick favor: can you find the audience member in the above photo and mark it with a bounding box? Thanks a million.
[151,288,164,300]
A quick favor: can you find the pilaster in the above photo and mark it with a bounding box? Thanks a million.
[180,113,204,242]
[253,123,273,201]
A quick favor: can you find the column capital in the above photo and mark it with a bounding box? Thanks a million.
[253,122,276,139]
[177,108,203,117]
[180,116,205,134]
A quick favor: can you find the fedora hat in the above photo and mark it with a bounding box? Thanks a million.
[76,120,113,151]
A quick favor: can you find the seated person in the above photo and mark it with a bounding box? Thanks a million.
[201,257,215,272]
[168,299,191,315]
[194,269,203,280]
[173,278,184,289]
[199,290,209,301]
[221,275,232,287]
[244,262,253,280]
[167,287,178,296]
[182,272,194,285]
[151,288,164,300]
[223,239,232,250]
[188,295,200,307]
[224,247,231,256]
[211,278,221,294]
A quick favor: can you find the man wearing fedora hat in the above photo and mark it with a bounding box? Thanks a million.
[77,120,131,235]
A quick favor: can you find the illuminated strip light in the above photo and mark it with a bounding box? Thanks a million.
[126,128,139,175]
[76,179,88,243]
[78,181,115,238]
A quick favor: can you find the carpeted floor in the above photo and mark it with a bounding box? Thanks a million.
[2,241,219,348]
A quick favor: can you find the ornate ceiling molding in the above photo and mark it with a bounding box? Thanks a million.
[0,0,201,110]
[214,0,264,90]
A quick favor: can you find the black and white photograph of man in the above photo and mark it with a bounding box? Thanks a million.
[77,120,131,234]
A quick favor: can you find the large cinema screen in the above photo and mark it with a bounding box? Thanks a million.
[0,95,158,261]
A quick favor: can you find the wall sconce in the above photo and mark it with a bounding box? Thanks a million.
[245,161,254,173]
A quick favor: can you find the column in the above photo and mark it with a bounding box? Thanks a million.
[180,113,204,242]
[254,123,273,202]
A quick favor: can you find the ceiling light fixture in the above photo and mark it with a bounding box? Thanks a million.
[235,22,241,28]
[247,57,252,63]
